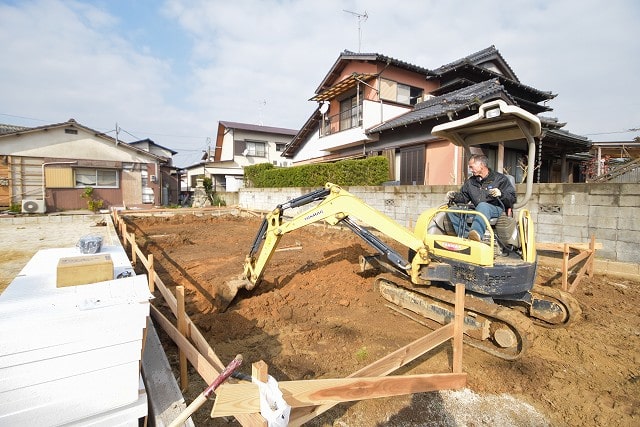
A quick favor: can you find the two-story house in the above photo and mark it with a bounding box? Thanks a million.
[282,47,590,185]
[185,121,298,193]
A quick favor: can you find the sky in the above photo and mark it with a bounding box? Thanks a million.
[0,0,638,168]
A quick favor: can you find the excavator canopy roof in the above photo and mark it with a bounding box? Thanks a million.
[431,100,541,148]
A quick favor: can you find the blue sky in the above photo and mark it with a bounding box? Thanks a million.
[0,0,638,168]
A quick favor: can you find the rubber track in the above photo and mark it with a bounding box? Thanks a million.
[376,275,537,360]
[531,284,582,328]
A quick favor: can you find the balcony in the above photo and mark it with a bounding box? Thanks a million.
[320,105,362,137]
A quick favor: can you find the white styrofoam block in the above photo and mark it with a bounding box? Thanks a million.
[0,275,151,357]
[0,313,147,359]
[62,375,147,427]
[0,361,141,426]
[0,340,142,393]
[0,319,144,368]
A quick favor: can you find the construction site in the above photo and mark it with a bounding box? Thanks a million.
[1,101,639,426]
[1,205,638,426]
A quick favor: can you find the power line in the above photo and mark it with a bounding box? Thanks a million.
[584,128,640,136]
[0,112,51,123]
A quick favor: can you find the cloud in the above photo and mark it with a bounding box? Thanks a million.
[1,0,639,168]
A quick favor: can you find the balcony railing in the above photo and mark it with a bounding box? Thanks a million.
[320,105,363,137]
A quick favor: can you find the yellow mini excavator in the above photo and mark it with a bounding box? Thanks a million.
[227,100,580,360]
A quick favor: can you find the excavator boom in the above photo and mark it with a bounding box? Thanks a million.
[239,183,431,288]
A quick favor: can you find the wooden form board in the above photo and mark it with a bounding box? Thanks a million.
[537,235,601,292]
[211,373,466,417]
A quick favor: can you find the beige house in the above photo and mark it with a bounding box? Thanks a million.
[0,119,177,212]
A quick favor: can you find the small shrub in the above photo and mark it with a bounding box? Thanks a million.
[80,187,104,212]
[355,346,369,362]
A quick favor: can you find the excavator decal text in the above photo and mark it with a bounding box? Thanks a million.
[304,210,324,222]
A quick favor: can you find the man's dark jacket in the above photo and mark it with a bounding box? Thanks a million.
[450,169,516,210]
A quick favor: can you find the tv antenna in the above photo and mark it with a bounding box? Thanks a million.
[343,9,368,52]
[257,99,266,126]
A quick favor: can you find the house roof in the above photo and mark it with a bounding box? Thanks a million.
[0,118,165,162]
[367,79,514,134]
[429,46,555,108]
[218,120,298,136]
[314,50,434,96]
[129,138,178,155]
[431,45,520,81]
[281,109,322,157]
[0,124,30,135]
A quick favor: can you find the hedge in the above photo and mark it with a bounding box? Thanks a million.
[244,156,390,188]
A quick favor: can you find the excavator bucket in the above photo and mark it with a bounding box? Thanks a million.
[214,277,253,312]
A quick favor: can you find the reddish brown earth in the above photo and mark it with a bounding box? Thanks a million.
[124,213,640,426]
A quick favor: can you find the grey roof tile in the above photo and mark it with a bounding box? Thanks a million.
[367,79,513,133]
[0,123,31,135]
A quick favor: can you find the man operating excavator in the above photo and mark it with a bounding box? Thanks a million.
[446,154,516,242]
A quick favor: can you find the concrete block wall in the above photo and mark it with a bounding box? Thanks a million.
[238,183,639,267]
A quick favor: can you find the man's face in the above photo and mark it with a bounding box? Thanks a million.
[468,160,484,177]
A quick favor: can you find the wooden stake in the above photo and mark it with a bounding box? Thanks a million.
[130,232,137,267]
[453,283,465,373]
[587,234,596,277]
[148,254,155,293]
[562,243,569,291]
[253,360,268,383]
[177,286,189,392]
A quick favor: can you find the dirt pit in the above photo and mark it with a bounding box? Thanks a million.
[125,213,640,426]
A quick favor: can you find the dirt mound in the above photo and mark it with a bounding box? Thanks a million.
[127,213,640,426]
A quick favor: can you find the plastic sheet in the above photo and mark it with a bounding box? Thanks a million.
[77,235,103,254]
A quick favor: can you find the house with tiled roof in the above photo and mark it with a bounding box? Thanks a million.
[0,119,179,212]
[282,46,590,184]
[184,120,298,193]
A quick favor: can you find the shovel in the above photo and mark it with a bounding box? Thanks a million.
[168,354,243,427]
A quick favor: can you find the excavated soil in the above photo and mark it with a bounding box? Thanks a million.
[124,213,640,426]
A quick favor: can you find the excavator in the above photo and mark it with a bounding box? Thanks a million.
[226,100,580,360]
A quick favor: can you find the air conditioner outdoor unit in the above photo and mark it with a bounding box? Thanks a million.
[21,199,46,214]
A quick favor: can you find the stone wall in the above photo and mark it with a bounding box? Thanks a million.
[238,183,639,277]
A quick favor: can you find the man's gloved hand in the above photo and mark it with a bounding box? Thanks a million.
[446,191,456,201]
[489,188,501,198]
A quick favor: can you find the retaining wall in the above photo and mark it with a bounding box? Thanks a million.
[237,183,640,278]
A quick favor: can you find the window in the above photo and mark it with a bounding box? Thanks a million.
[276,143,286,152]
[64,128,78,135]
[380,78,423,105]
[340,96,362,131]
[245,141,266,157]
[75,168,118,188]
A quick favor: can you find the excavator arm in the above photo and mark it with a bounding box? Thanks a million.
[240,183,432,290]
